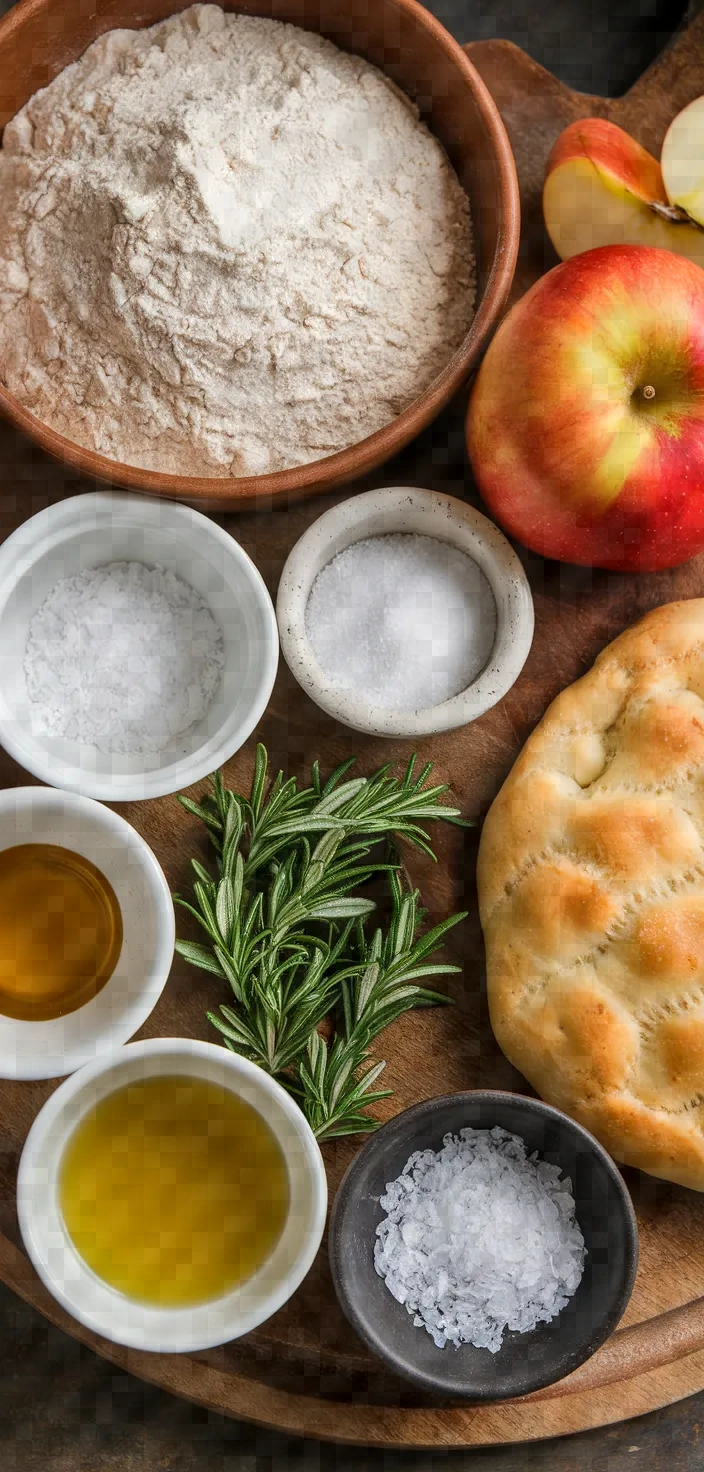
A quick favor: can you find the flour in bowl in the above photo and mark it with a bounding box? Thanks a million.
[0,5,475,477]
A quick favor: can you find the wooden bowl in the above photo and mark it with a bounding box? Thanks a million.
[0,0,520,509]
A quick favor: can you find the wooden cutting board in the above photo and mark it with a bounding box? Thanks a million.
[2,9,704,1450]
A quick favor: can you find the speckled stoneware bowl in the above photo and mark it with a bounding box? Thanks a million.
[276,487,534,737]
[328,1092,639,1400]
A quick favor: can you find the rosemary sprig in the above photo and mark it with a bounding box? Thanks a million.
[174,747,468,1139]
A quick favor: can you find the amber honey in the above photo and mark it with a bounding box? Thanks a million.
[59,1076,290,1307]
[0,843,123,1022]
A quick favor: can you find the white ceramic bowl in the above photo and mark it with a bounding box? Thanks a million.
[0,787,174,1080]
[17,1038,328,1353]
[0,492,279,800]
[276,487,534,737]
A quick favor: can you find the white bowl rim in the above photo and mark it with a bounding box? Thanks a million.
[0,491,279,801]
[0,785,175,1079]
[276,486,534,737]
[17,1037,328,1352]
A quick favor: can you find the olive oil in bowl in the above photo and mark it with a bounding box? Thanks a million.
[59,1075,290,1307]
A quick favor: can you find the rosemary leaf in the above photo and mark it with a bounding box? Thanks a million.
[175,747,469,1138]
[174,940,226,977]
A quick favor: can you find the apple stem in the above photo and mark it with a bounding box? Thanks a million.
[642,385,656,401]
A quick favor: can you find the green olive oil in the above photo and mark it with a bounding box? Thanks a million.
[59,1076,290,1306]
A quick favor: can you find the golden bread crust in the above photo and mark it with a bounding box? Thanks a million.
[477,599,704,1190]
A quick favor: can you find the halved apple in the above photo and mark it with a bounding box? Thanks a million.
[662,95,704,228]
[543,118,704,268]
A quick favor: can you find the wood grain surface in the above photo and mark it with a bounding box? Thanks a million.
[1,5,704,1452]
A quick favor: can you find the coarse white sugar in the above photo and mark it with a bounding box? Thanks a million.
[305,534,497,712]
[374,1126,585,1352]
[23,561,224,756]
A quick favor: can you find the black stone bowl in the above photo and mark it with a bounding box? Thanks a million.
[328,1091,639,1400]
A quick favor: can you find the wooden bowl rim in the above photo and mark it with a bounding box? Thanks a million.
[0,0,520,506]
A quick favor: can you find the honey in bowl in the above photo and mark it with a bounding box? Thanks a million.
[59,1076,290,1307]
[0,843,122,1021]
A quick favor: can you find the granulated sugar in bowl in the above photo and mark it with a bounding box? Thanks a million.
[305,533,497,711]
[277,487,535,739]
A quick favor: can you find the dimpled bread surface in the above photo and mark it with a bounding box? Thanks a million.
[477,599,704,1191]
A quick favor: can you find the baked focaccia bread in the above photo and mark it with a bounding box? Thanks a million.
[477,599,704,1191]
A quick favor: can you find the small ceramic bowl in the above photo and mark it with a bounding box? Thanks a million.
[0,491,278,801]
[329,1092,639,1400]
[276,487,534,737]
[0,786,174,1080]
[17,1038,327,1353]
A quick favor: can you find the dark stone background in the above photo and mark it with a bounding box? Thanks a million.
[1,0,704,1468]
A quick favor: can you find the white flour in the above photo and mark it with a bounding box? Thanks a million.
[0,5,475,477]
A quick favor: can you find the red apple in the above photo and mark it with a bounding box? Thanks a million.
[466,244,704,571]
[543,118,704,268]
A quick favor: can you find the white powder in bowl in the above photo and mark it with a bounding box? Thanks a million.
[23,561,224,756]
[305,534,497,711]
[0,5,475,477]
[374,1126,586,1352]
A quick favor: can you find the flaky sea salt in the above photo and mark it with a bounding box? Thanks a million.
[24,561,224,756]
[305,534,497,712]
[374,1126,585,1352]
